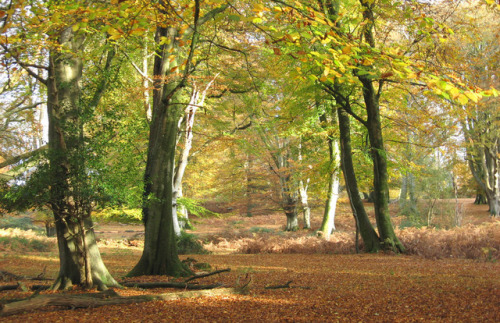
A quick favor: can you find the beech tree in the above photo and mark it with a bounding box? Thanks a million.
[128,0,228,277]
[0,0,135,289]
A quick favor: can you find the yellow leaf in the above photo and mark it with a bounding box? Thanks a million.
[464,91,479,103]
[457,93,468,105]
[108,34,121,40]
[361,59,372,66]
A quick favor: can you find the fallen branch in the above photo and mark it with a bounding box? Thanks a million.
[265,280,293,290]
[0,270,22,282]
[184,268,231,283]
[120,281,222,290]
[1,287,245,317]
[0,284,51,292]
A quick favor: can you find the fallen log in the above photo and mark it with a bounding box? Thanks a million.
[1,287,245,317]
[0,284,51,292]
[121,281,223,290]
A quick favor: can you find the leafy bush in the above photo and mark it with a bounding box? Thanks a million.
[93,208,142,224]
[177,232,209,255]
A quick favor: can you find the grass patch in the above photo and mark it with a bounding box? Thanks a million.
[249,227,275,234]
[0,216,43,232]
[0,228,54,252]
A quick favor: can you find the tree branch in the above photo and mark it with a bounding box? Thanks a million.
[0,145,47,169]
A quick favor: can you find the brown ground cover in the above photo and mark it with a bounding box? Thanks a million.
[0,198,499,322]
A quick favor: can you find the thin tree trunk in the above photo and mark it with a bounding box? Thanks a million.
[319,138,340,239]
[297,139,311,229]
[298,179,311,229]
[172,78,217,234]
[245,153,254,217]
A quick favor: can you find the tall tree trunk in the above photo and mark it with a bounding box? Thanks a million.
[337,107,381,252]
[359,76,404,252]
[128,25,192,277]
[47,27,117,290]
[357,0,404,252]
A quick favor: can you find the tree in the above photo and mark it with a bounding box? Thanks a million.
[0,0,133,289]
[129,0,228,277]
[172,76,218,235]
[451,3,499,217]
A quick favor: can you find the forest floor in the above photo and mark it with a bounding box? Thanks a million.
[0,198,499,322]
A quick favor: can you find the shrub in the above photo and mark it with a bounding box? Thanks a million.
[177,232,209,255]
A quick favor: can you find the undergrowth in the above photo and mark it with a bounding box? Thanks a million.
[203,222,500,260]
[177,232,209,255]
[93,208,142,224]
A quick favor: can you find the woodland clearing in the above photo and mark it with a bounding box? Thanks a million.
[0,199,499,322]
